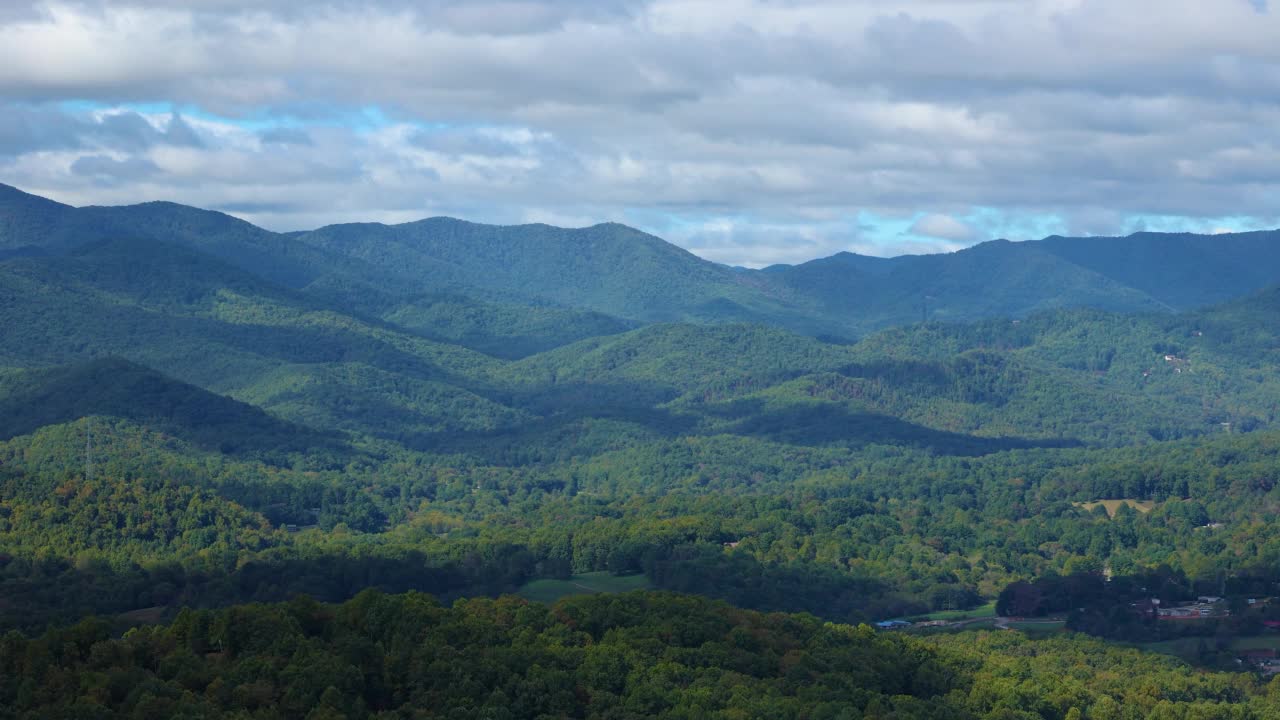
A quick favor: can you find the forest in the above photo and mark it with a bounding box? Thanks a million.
[4,187,1280,717]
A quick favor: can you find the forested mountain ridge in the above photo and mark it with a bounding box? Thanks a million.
[292,218,800,326]
[761,239,1175,335]
[8,183,1280,715]
[5,183,1280,340]
[5,223,1280,458]
[1039,230,1280,310]
[0,358,345,461]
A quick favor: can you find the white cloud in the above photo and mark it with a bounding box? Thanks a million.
[907,213,979,242]
[1,0,1279,264]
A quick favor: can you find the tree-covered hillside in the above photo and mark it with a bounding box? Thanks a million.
[8,183,1280,716]
[1040,230,1280,310]
[6,231,1280,458]
[294,218,805,326]
[0,358,353,464]
[761,239,1171,335]
[5,589,1280,719]
[6,184,1280,340]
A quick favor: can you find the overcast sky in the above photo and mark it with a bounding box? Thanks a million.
[2,0,1279,266]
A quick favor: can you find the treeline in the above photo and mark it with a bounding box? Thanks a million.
[4,589,1280,719]
[998,568,1280,644]
[6,414,1280,632]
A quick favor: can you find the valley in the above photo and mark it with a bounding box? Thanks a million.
[3,185,1280,718]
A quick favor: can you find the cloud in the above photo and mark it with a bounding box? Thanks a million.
[907,213,978,242]
[70,153,161,183]
[1,1,1279,265]
[258,127,312,145]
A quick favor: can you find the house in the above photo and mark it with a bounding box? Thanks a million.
[1132,599,1159,618]
[874,620,912,630]
[1198,596,1223,604]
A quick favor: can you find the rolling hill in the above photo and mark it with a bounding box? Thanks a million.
[4,218,1280,457]
[0,358,341,460]
[7,183,1280,342]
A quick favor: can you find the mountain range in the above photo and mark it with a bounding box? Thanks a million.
[5,183,1280,343]
[9,181,1280,704]
[4,182,1280,461]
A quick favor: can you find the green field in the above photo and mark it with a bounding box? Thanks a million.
[1008,620,1068,637]
[1137,633,1280,664]
[517,572,652,604]
[911,601,998,622]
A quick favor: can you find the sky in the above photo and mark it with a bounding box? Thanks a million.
[2,0,1279,267]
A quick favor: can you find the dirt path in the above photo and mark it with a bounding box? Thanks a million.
[995,617,1066,630]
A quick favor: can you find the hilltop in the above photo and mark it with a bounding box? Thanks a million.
[5,183,1280,340]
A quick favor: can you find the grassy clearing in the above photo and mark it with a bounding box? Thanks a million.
[1230,635,1280,652]
[912,601,997,622]
[1073,499,1156,518]
[116,606,169,627]
[1138,633,1280,663]
[907,618,1000,635]
[1009,620,1067,637]
[517,571,651,604]
[1137,637,1208,663]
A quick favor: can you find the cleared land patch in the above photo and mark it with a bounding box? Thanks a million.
[1073,499,1156,518]
[517,571,651,604]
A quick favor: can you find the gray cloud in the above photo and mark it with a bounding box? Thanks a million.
[70,154,162,183]
[1,0,1279,264]
[0,103,206,157]
[908,214,977,242]
[258,127,312,145]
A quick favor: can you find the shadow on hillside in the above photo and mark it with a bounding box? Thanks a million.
[403,382,699,459]
[0,358,350,466]
[0,540,916,638]
[408,379,1080,459]
[0,544,509,636]
[711,399,1080,455]
[3,293,489,393]
[493,381,682,416]
[646,544,938,624]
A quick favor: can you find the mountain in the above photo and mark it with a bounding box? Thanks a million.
[6,183,1280,341]
[0,358,340,459]
[760,239,1172,336]
[381,292,636,359]
[291,218,807,326]
[0,236,520,443]
[0,183,72,251]
[1039,229,1280,310]
[5,227,1280,455]
[10,185,1280,686]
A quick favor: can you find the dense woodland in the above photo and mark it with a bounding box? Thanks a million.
[7,590,1280,720]
[4,185,1280,716]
